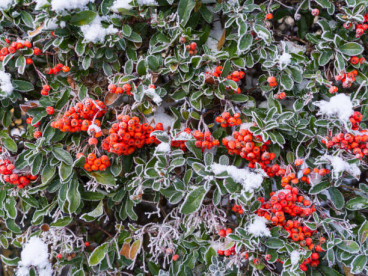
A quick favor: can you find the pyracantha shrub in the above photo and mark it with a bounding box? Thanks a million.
[2,0,368,275]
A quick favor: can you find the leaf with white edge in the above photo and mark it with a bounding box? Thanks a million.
[88,242,109,266]
[328,187,344,209]
[12,80,34,92]
[178,0,196,26]
[351,255,367,274]
[80,200,104,222]
[52,147,73,165]
[89,170,116,185]
[238,34,253,52]
[264,238,284,249]
[180,186,207,214]
[336,240,360,253]
[339,42,364,56]
[50,216,73,227]
[346,197,368,210]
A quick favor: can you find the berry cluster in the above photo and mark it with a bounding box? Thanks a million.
[0,40,33,62]
[171,128,191,151]
[215,112,241,127]
[108,83,132,95]
[0,158,36,188]
[51,99,106,134]
[185,42,197,55]
[46,63,70,75]
[323,134,368,160]
[193,130,220,150]
[101,115,162,156]
[216,228,236,256]
[334,70,358,88]
[231,204,244,214]
[82,153,111,172]
[352,14,368,38]
[256,186,323,271]
[222,128,280,176]
[41,84,51,96]
[205,66,245,94]
[274,92,286,100]
[350,56,365,65]
[26,117,40,128]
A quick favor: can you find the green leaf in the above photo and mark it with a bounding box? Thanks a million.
[70,11,97,26]
[80,200,104,222]
[346,197,368,210]
[2,138,17,152]
[178,0,196,26]
[122,25,132,37]
[328,187,344,209]
[1,255,20,266]
[180,186,207,214]
[88,242,109,266]
[12,80,34,92]
[264,238,284,249]
[52,147,73,165]
[309,181,330,194]
[50,216,73,227]
[21,11,34,28]
[351,255,367,274]
[336,240,360,253]
[339,42,364,56]
[238,34,253,52]
[75,39,86,56]
[137,59,147,76]
[280,73,293,90]
[102,61,113,76]
[89,170,116,185]
[66,177,81,214]
[15,56,26,74]
[59,162,73,181]
[4,197,17,219]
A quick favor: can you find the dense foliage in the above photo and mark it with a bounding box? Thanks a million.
[1,0,368,275]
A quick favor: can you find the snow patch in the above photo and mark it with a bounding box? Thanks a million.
[0,71,14,96]
[35,0,49,9]
[279,52,292,69]
[321,155,360,179]
[290,250,300,266]
[151,107,175,131]
[0,0,13,10]
[51,0,95,12]
[17,237,53,276]
[144,87,162,105]
[111,0,133,11]
[81,16,118,43]
[314,94,353,122]
[247,216,271,237]
[205,14,223,53]
[211,163,264,193]
[156,142,171,153]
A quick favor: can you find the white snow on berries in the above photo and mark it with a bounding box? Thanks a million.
[314,94,354,122]
[211,163,264,193]
[0,0,13,10]
[0,71,14,96]
[81,16,118,43]
[17,237,53,276]
[321,155,360,179]
[247,216,271,237]
[290,250,301,266]
[51,0,95,12]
